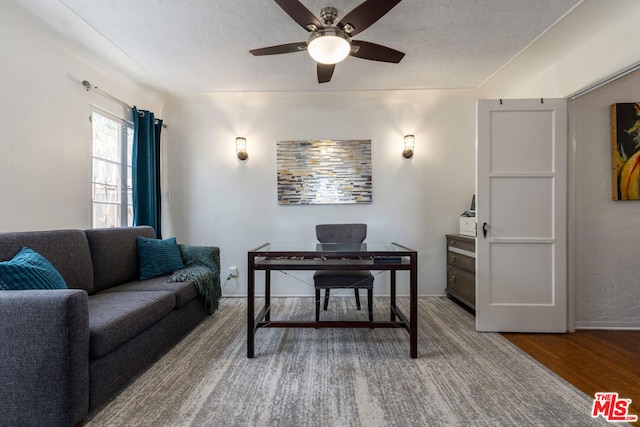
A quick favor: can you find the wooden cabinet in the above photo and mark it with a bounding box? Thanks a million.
[446,234,476,311]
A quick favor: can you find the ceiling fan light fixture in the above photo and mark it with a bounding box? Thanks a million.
[307,28,351,65]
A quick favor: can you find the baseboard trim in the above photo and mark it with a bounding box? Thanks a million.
[575,321,640,330]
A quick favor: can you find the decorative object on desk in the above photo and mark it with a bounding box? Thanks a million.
[402,134,415,158]
[236,137,248,161]
[277,139,372,204]
[611,103,640,200]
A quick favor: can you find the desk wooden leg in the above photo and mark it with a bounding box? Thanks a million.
[247,254,255,358]
[410,253,418,358]
[390,270,397,321]
[265,270,271,321]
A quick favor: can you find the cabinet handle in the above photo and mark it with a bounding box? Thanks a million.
[450,275,456,282]
[451,255,456,263]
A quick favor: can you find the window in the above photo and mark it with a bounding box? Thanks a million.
[91,109,134,228]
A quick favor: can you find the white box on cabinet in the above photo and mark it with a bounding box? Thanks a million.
[459,217,477,237]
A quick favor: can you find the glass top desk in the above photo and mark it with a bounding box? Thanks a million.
[247,242,418,358]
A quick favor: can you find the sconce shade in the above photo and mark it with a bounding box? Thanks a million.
[403,135,415,159]
[236,137,248,161]
[307,28,351,65]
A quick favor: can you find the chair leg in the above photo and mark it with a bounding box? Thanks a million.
[323,289,330,311]
[315,289,321,322]
[367,288,373,321]
[354,288,361,310]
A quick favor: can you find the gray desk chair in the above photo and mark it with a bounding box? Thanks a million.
[313,224,374,321]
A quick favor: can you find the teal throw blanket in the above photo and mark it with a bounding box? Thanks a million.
[167,244,221,315]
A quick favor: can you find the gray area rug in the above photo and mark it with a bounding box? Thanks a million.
[86,297,612,426]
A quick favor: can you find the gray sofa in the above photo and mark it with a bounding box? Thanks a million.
[0,226,219,427]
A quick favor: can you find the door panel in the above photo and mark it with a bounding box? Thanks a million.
[490,111,554,172]
[489,243,554,304]
[477,98,567,332]
[490,177,554,238]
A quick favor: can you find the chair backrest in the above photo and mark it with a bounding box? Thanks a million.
[316,224,367,244]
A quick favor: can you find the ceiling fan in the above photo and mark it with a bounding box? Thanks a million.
[250,0,405,84]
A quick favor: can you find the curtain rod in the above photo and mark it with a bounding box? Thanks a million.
[82,80,167,128]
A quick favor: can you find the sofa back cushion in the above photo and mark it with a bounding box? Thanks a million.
[0,229,94,293]
[84,226,155,293]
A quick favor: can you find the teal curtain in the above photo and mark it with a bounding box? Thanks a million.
[132,106,163,238]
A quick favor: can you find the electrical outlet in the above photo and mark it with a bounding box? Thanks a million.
[229,266,239,278]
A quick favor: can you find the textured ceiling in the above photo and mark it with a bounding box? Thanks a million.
[20,0,583,93]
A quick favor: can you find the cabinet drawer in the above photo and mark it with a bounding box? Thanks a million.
[447,252,475,272]
[447,237,475,253]
[446,265,475,306]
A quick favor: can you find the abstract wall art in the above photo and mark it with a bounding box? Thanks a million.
[611,103,640,200]
[277,139,372,205]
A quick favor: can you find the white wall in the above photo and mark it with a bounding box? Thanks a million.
[479,0,640,99]
[572,72,640,328]
[162,90,477,297]
[0,1,165,232]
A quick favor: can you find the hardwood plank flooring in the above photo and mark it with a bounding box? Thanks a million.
[502,331,640,426]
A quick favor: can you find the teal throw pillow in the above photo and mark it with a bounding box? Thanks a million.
[0,247,68,290]
[136,236,185,280]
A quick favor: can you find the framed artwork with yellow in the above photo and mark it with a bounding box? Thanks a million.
[611,103,640,200]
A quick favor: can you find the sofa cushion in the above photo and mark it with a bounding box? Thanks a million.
[0,247,67,290]
[84,227,155,293]
[102,277,199,309]
[136,237,185,280]
[0,229,93,293]
[88,291,175,359]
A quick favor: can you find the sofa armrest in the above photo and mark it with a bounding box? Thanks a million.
[0,290,89,427]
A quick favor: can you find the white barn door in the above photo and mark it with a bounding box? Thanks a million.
[476,99,567,332]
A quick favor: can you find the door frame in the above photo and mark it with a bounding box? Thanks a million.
[567,100,577,332]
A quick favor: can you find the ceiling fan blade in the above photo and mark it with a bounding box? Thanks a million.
[250,42,307,56]
[338,0,402,37]
[350,40,405,63]
[317,63,335,83]
[274,0,324,32]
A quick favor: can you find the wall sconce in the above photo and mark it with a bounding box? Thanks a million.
[403,135,415,159]
[236,137,248,161]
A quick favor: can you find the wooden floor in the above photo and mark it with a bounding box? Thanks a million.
[502,330,640,426]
